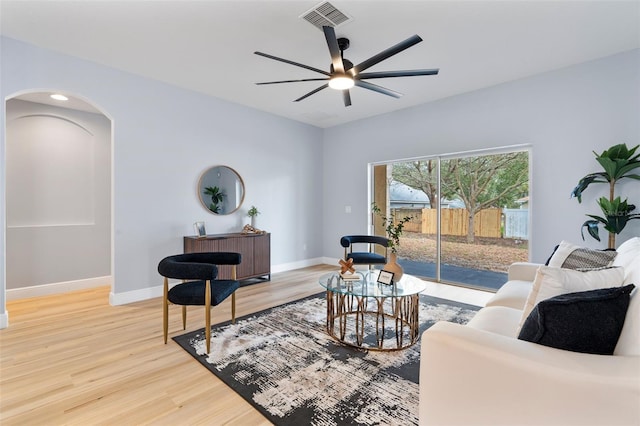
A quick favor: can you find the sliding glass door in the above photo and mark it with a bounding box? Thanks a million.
[372,148,530,291]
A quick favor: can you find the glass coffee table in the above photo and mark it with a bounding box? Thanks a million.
[319,270,427,351]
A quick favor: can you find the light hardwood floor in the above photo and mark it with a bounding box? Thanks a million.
[1,265,340,425]
[0,265,490,425]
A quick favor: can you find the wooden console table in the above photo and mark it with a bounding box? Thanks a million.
[184,232,270,281]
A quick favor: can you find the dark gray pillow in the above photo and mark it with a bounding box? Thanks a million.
[518,284,635,355]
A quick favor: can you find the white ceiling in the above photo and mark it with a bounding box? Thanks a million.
[2,1,639,128]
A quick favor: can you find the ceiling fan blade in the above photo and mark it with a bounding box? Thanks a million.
[343,90,352,107]
[254,51,330,76]
[294,84,329,102]
[355,80,403,98]
[352,35,423,75]
[357,69,439,79]
[256,78,330,85]
[323,26,344,74]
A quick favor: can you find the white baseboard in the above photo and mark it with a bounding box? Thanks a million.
[6,276,112,301]
[110,285,163,306]
[322,257,340,267]
[0,311,8,329]
[271,257,325,273]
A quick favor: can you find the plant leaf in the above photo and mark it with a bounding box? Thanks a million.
[613,158,640,179]
[604,215,628,234]
[622,173,640,181]
[570,172,608,202]
[586,214,607,223]
[581,220,601,241]
[595,156,618,179]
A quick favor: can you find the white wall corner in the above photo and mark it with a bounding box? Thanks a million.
[0,311,8,329]
[110,285,163,306]
[271,257,325,274]
[322,257,341,267]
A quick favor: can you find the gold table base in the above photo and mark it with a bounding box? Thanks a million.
[325,290,421,351]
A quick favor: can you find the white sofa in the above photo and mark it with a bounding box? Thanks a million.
[419,237,640,426]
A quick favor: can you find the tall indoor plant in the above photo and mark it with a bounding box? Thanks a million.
[570,143,640,249]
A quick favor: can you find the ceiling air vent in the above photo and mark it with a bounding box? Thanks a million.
[300,2,352,30]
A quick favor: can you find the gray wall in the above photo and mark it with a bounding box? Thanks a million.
[323,49,640,263]
[1,36,324,311]
[1,36,638,327]
[6,99,111,289]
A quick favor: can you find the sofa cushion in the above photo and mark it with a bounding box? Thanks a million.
[615,257,640,355]
[518,266,625,333]
[547,240,617,269]
[612,237,640,272]
[485,280,531,310]
[507,262,541,281]
[467,306,523,338]
[518,284,635,355]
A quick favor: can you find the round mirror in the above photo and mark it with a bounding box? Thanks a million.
[198,166,245,215]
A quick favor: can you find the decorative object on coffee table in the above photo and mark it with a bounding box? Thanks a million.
[570,143,640,248]
[383,252,404,281]
[339,258,359,281]
[339,257,355,274]
[377,269,395,285]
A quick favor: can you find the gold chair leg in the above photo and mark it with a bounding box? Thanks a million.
[205,279,211,354]
[231,265,237,324]
[231,292,236,324]
[182,306,187,330]
[163,277,169,344]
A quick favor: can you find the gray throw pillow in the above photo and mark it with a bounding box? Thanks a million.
[561,248,617,269]
[547,240,617,270]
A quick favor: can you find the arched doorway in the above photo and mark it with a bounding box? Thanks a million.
[3,90,113,321]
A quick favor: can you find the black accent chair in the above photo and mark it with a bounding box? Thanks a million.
[158,252,242,353]
[340,235,390,269]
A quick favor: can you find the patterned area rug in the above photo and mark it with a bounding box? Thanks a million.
[173,292,479,426]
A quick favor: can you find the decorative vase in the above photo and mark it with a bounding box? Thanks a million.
[383,252,404,282]
[250,216,256,228]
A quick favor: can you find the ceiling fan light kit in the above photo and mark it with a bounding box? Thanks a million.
[255,25,439,107]
[328,75,354,90]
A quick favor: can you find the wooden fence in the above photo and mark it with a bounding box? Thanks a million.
[393,208,503,238]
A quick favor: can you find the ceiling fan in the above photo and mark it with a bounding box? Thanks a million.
[254,26,439,107]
